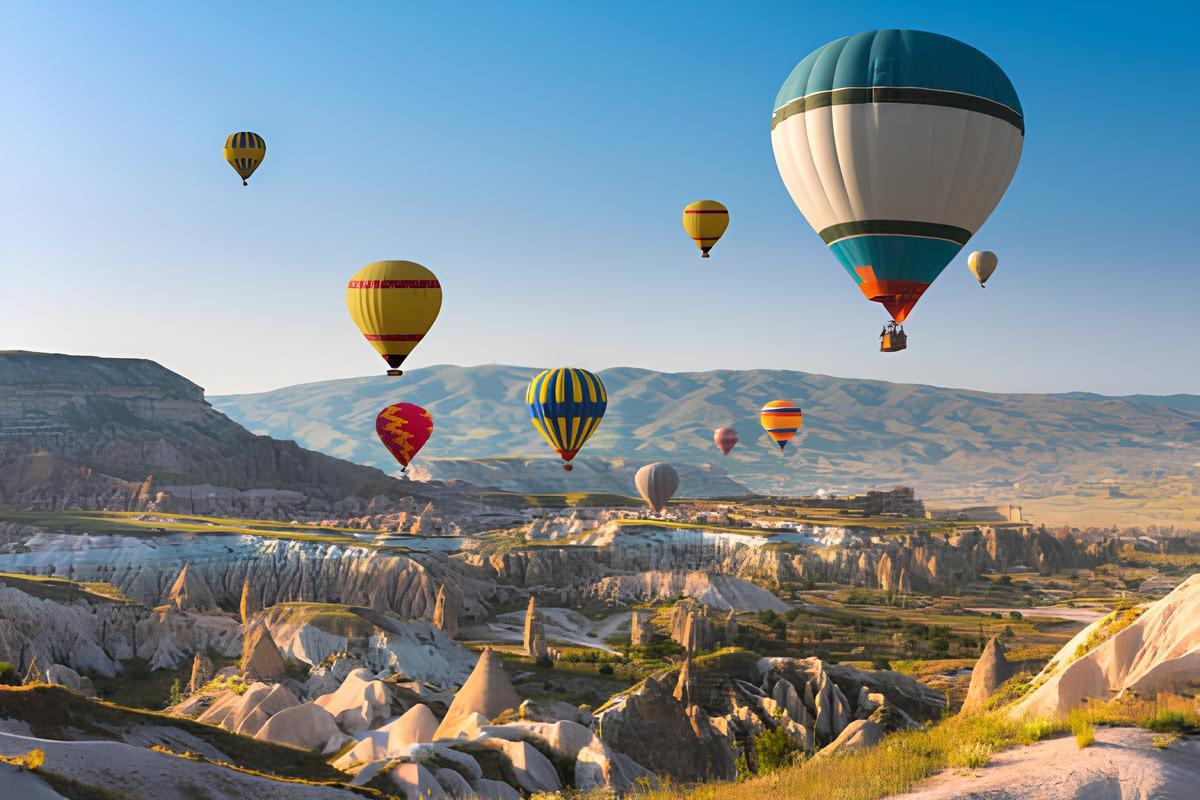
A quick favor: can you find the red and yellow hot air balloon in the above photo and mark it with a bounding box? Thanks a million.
[376,403,433,474]
[713,427,738,455]
[760,400,803,450]
[346,260,442,376]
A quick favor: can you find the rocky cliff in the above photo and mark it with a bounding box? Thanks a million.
[0,351,434,512]
[469,522,1118,603]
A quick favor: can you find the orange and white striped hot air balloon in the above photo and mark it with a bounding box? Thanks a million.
[346,260,442,376]
[760,400,803,451]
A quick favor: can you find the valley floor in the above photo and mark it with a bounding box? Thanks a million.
[888,728,1200,800]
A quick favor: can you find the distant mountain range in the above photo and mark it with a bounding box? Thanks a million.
[212,365,1200,502]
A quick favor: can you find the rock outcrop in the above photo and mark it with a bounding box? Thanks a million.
[255,702,348,753]
[314,668,394,734]
[1011,573,1200,718]
[670,599,713,651]
[630,610,654,646]
[522,596,547,659]
[241,623,286,681]
[187,652,214,694]
[962,637,1015,714]
[598,676,736,783]
[432,584,459,638]
[166,563,217,612]
[435,648,521,740]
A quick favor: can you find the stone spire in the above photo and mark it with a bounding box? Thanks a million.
[433,584,459,638]
[239,577,256,625]
[523,595,547,658]
[188,651,214,694]
[723,610,738,645]
[630,610,654,646]
[673,647,697,707]
[166,562,217,612]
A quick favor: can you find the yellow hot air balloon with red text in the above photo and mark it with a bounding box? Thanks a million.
[346,260,442,376]
[682,200,729,257]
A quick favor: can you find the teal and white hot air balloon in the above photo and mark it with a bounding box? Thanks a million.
[771,30,1023,343]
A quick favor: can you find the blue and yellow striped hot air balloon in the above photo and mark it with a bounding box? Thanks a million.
[526,368,607,471]
[224,131,266,186]
[771,31,1023,340]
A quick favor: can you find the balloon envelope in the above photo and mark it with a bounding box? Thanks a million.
[682,200,729,257]
[760,400,803,450]
[635,462,679,513]
[376,403,433,471]
[714,427,739,455]
[968,251,998,286]
[526,368,607,471]
[346,261,442,372]
[771,30,1023,323]
[224,132,265,185]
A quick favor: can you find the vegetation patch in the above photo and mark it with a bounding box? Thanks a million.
[1070,606,1145,663]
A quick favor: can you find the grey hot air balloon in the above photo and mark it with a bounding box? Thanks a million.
[635,462,679,514]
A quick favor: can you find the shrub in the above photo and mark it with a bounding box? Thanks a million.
[754,726,800,774]
[983,672,1034,711]
[0,662,19,686]
[1017,717,1064,744]
[1143,710,1190,733]
[1069,709,1095,749]
[948,740,992,769]
[1008,611,1023,620]
[870,656,892,672]
[1152,735,1177,749]
[598,663,614,675]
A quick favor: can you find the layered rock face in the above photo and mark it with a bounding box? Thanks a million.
[474,522,1114,603]
[0,351,407,508]
[1011,573,1200,718]
[1,530,499,622]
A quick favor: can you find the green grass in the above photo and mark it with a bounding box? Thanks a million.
[0,572,136,605]
[1069,709,1095,749]
[1071,606,1145,663]
[0,508,405,549]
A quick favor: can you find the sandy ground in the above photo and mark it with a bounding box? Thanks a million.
[0,731,362,800]
[889,728,1200,800]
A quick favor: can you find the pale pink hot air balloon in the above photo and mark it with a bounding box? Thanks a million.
[714,427,739,455]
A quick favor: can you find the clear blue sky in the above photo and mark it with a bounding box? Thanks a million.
[3,1,1198,396]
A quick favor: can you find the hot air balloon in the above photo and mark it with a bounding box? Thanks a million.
[770,30,1023,350]
[346,261,442,376]
[635,462,679,513]
[760,400,803,450]
[968,251,999,287]
[224,132,266,186]
[714,427,739,455]
[526,368,607,471]
[375,403,433,474]
[682,200,729,257]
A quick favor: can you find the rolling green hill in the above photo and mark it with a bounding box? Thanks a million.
[212,366,1200,510]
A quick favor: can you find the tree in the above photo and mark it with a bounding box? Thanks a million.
[168,678,183,707]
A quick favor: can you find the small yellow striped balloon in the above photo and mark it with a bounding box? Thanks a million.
[346,261,442,375]
[760,400,803,450]
[223,131,266,185]
[682,200,729,257]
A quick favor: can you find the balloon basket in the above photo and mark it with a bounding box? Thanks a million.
[880,325,907,352]
[387,369,404,377]
[562,464,573,472]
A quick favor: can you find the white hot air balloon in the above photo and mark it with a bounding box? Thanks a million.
[771,30,1023,346]
[635,463,679,514]
[968,250,999,287]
